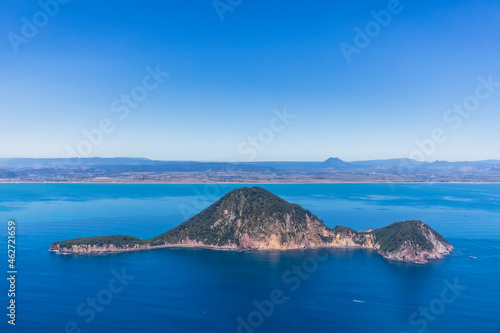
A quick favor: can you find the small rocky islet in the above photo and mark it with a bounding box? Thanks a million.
[50,187,453,264]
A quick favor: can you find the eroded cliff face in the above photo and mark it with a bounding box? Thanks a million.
[377,242,452,264]
[50,222,452,263]
[149,188,335,250]
[49,243,151,254]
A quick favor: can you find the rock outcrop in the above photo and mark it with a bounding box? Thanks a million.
[372,220,453,263]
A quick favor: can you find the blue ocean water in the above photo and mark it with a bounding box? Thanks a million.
[0,183,499,333]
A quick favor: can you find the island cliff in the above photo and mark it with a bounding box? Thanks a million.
[50,187,453,263]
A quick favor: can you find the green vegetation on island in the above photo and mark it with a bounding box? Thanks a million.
[53,235,145,248]
[149,187,324,247]
[372,220,450,253]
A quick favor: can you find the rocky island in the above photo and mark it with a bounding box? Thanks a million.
[50,187,453,263]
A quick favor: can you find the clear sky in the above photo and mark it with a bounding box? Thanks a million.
[1,0,499,162]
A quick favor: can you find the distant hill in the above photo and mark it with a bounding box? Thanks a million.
[50,187,453,263]
[322,157,353,169]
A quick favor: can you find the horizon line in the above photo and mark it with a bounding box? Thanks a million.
[0,156,499,163]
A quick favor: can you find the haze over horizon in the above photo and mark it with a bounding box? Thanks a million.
[2,0,500,162]
[0,156,499,164]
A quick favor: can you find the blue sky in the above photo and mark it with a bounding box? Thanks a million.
[1,0,499,161]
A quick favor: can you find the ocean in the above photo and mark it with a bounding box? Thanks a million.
[0,183,499,332]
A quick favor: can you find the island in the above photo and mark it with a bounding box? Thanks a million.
[50,186,453,264]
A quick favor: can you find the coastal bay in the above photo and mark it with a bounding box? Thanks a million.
[1,183,499,332]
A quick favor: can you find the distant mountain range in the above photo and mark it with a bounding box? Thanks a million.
[1,156,499,170]
[1,157,499,182]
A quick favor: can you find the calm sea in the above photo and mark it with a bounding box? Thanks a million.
[0,183,499,333]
